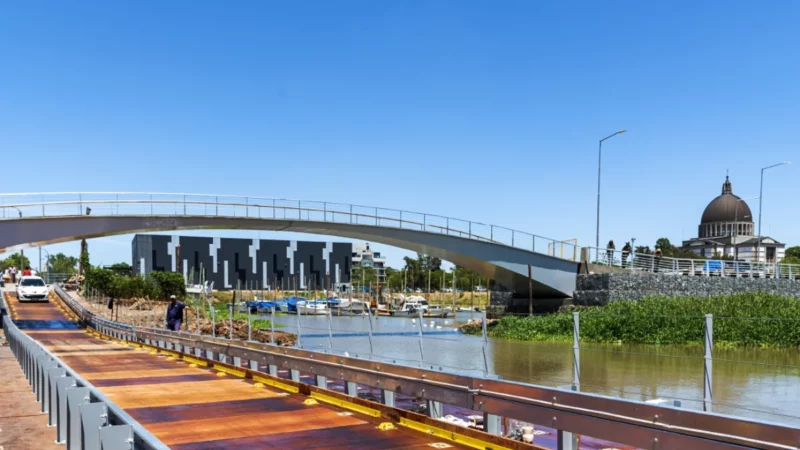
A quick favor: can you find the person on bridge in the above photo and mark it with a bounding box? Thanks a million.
[621,242,632,267]
[166,295,187,331]
[9,266,16,283]
[23,267,32,277]
[606,240,616,264]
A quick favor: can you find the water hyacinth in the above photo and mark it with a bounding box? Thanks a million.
[464,293,800,347]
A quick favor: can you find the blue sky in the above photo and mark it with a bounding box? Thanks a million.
[1,1,798,269]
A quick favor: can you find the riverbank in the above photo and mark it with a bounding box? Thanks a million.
[461,293,800,347]
[210,290,490,308]
[71,290,295,345]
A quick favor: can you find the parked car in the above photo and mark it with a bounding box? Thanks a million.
[16,276,48,302]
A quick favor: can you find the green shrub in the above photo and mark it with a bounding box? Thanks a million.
[467,293,800,347]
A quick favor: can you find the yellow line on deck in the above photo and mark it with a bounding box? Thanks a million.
[398,418,513,450]
[309,392,381,418]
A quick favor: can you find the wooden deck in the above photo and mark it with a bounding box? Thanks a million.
[5,293,474,449]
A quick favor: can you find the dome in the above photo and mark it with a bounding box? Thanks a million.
[701,177,753,224]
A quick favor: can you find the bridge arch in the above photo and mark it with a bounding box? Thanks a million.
[0,193,578,298]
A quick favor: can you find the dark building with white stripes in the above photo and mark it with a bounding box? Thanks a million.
[131,234,352,291]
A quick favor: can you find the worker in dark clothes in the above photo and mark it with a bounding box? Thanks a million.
[166,295,186,331]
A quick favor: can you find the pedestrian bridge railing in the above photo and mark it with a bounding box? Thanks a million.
[0,191,579,261]
[590,247,800,280]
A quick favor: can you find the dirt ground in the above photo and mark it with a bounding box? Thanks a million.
[65,289,295,345]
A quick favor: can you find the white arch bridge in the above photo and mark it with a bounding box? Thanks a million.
[0,192,580,298]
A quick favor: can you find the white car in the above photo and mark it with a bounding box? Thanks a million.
[16,276,49,302]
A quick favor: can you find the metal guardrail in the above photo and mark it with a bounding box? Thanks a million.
[589,247,800,280]
[50,285,800,450]
[0,295,168,450]
[0,192,579,260]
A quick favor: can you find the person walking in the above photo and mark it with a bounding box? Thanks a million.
[621,242,632,268]
[10,266,17,284]
[654,247,663,273]
[166,295,187,331]
[606,240,616,265]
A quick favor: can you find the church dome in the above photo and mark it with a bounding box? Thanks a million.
[701,177,752,224]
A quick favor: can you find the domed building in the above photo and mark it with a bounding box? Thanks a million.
[682,176,785,262]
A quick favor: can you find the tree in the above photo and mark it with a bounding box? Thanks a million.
[1,253,31,271]
[786,246,800,260]
[47,253,78,274]
[79,239,90,275]
[147,271,186,299]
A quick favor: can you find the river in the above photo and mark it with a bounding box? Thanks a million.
[265,311,800,427]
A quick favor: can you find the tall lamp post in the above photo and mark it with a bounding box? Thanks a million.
[733,197,757,261]
[596,130,627,252]
[757,162,790,263]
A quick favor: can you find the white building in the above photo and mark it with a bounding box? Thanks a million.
[682,176,785,263]
[351,243,387,286]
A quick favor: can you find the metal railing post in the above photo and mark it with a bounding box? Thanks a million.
[416,308,425,364]
[481,311,489,376]
[704,313,713,412]
[365,304,374,358]
[296,303,303,349]
[271,302,276,345]
[326,305,334,352]
[247,302,252,341]
[573,312,580,391]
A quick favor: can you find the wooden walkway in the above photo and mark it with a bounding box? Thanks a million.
[5,293,474,449]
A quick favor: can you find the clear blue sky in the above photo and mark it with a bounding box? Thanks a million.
[1,1,798,268]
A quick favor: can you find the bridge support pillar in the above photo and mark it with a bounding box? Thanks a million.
[381,390,395,407]
[290,369,301,382]
[205,350,214,360]
[426,400,443,419]
[249,360,259,371]
[233,356,241,367]
[557,430,578,450]
[195,348,202,358]
[218,354,228,364]
[483,413,502,435]
[346,381,358,397]
[315,375,327,389]
[268,364,278,377]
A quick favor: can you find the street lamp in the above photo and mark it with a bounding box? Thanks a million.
[596,129,627,251]
[733,196,757,260]
[757,162,790,263]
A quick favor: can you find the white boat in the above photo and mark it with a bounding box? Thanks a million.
[334,300,368,316]
[389,298,429,316]
[298,300,327,315]
[424,305,452,318]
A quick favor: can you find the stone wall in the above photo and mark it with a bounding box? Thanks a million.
[573,272,800,305]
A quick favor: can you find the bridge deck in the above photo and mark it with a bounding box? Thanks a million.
[5,293,475,449]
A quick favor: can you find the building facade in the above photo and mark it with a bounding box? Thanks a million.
[682,177,785,262]
[351,243,387,286]
[132,235,352,290]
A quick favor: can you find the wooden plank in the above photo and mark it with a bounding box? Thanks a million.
[146,407,365,445]
[101,379,280,408]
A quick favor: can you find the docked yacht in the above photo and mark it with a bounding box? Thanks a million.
[298,300,328,315]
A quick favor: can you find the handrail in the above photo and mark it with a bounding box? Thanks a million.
[1,293,168,450]
[0,192,580,261]
[588,246,800,280]
[49,285,800,450]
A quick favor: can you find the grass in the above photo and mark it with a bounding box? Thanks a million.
[200,301,282,330]
[464,293,800,347]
